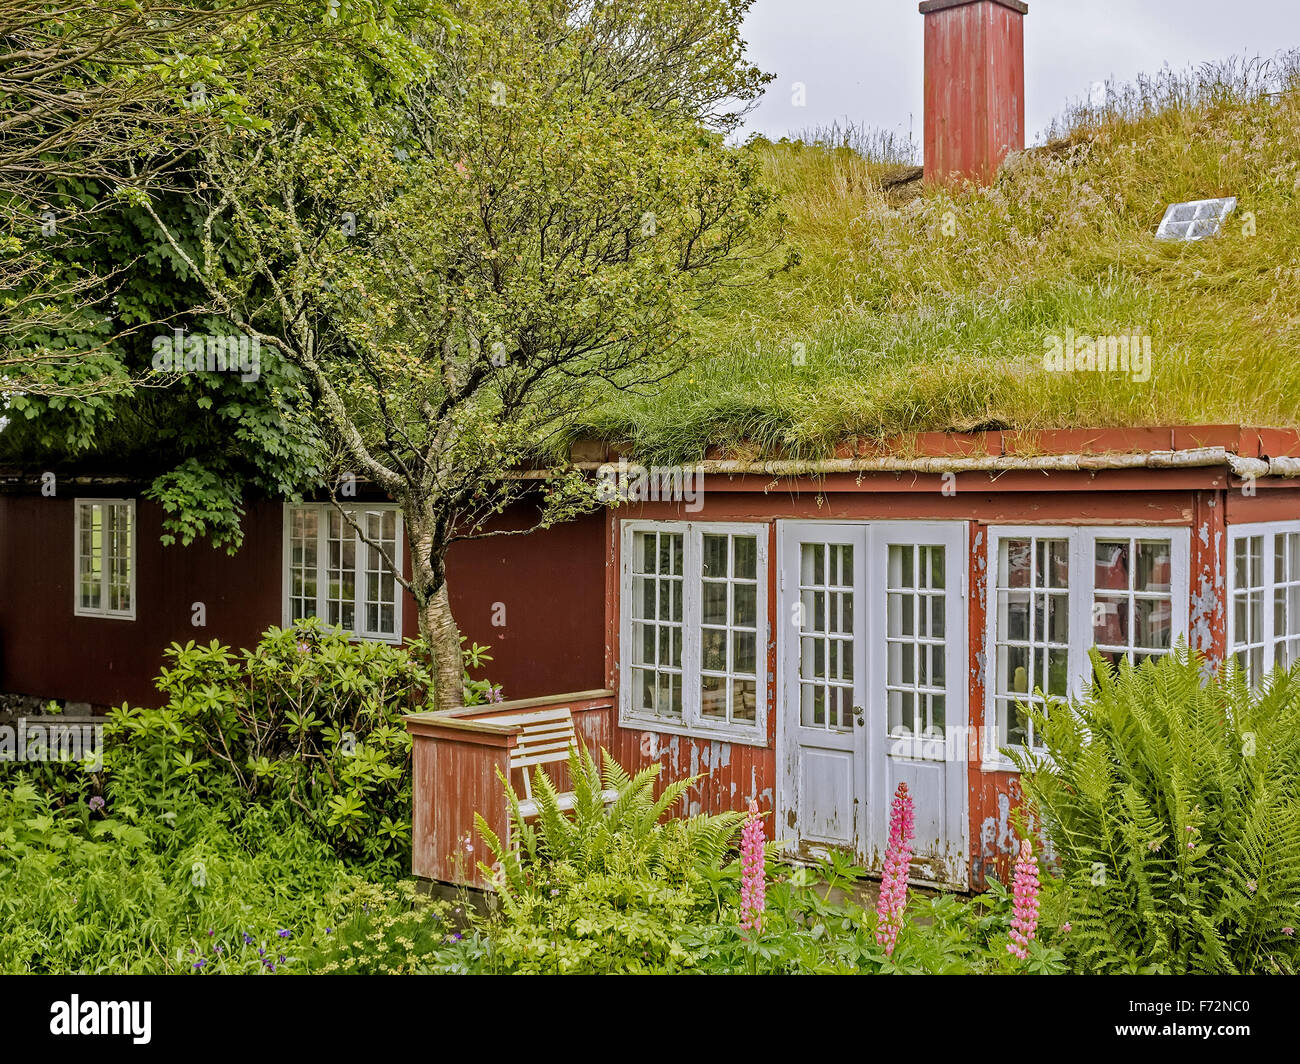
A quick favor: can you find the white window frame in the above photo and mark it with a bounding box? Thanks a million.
[619,520,769,746]
[983,525,1191,770]
[281,503,404,643]
[1228,519,1300,685]
[73,498,137,620]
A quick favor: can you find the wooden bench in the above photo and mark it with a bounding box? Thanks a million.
[488,706,617,819]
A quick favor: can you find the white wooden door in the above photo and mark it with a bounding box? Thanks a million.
[868,523,968,887]
[778,522,969,888]
[777,524,868,858]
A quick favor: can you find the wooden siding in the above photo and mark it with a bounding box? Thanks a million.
[922,0,1026,185]
[0,495,607,708]
[407,691,614,889]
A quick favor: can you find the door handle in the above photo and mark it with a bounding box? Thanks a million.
[853,705,865,727]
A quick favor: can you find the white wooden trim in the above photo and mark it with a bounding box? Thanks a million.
[982,524,1192,770]
[280,502,404,643]
[618,519,769,745]
[73,498,137,621]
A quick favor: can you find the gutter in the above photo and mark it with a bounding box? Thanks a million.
[572,446,1297,480]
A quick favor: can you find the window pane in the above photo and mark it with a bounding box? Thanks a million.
[1095,540,1129,590]
[732,584,757,626]
[702,582,727,624]
[702,534,728,578]
[1001,539,1032,588]
[1135,540,1173,593]
[732,679,757,722]
[733,536,757,581]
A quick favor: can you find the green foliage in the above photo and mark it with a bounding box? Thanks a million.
[298,879,459,975]
[473,747,745,973]
[0,776,354,974]
[106,620,494,868]
[466,748,1065,974]
[1012,648,1300,974]
[678,860,1066,975]
[1,1,453,550]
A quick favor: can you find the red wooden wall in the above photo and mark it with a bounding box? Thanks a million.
[0,494,607,709]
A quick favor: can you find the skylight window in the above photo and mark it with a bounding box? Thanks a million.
[1155,197,1237,241]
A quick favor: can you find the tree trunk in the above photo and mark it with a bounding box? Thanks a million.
[419,581,465,711]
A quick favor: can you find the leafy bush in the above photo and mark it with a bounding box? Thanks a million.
[106,620,493,867]
[298,879,461,974]
[0,776,355,974]
[1012,649,1300,974]
[472,747,745,973]
[462,748,1063,974]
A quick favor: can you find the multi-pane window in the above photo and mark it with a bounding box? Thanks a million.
[886,544,948,744]
[623,522,767,741]
[1273,531,1300,670]
[75,499,135,619]
[630,529,684,719]
[285,504,402,641]
[1229,522,1300,685]
[701,533,759,725]
[798,542,855,731]
[986,527,1189,760]
[1092,537,1177,668]
[1231,535,1266,681]
[992,536,1069,751]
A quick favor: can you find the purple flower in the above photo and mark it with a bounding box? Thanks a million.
[277,954,286,964]
[88,796,105,812]
[207,929,214,937]
[325,928,333,935]
[276,929,291,939]
[192,959,205,971]
[213,944,223,955]
[242,932,254,946]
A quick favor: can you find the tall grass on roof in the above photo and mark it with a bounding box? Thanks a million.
[583,53,1300,462]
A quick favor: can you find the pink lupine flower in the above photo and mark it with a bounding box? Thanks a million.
[1007,838,1041,961]
[875,782,914,957]
[739,800,766,934]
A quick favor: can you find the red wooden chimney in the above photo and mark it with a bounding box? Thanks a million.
[920,0,1028,185]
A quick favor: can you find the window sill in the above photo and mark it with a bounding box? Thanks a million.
[618,713,769,748]
[74,609,135,621]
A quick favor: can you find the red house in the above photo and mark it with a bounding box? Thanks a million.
[3,0,1297,891]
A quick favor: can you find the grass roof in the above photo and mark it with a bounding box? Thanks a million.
[583,55,1300,463]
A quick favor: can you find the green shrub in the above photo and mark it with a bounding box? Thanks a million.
[0,776,355,973]
[1012,649,1300,974]
[472,748,744,973]
[298,879,461,974]
[106,620,494,867]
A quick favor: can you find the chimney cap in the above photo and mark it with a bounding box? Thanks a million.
[919,0,1028,14]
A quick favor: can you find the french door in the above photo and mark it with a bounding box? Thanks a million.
[777,521,969,888]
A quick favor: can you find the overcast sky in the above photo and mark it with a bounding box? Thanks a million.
[738,0,1300,149]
